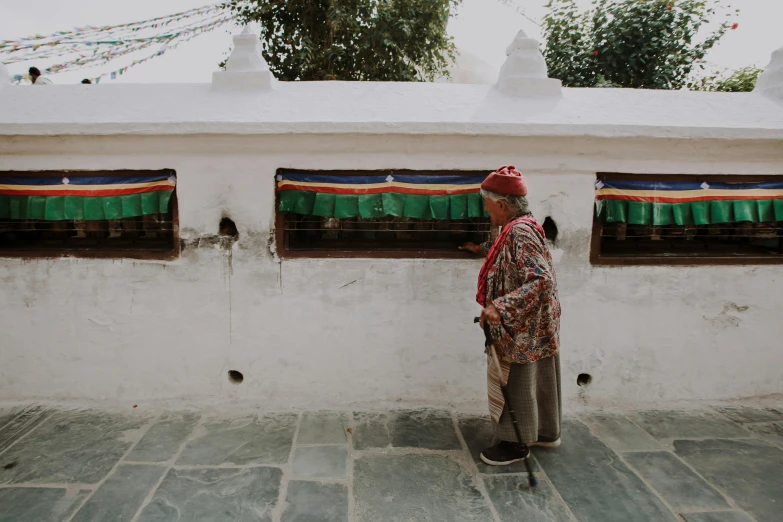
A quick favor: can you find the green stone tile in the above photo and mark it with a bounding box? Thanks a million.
[747,421,783,446]
[351,412,391,450]
[0,487,89,522]
[297,413,348,445]
[629,410,750,440]
[0,408,21,431]
[484,475,572,521]
[676,438,783,522]
[353,454,492,521]
[623,451,729,510]
[127,412,200,462]
[292,445,348,479]
[535,420,677,522]
[71,464,167,522]
[712,406,783,424]
[0,405,51,455]
[176,414,296,466]
[583,414,664,452]
[681,512,756,522]
[0,410,146,485]
[138,467,281,522]
[388,409,461,450]
[457,415,541,474]
[282,481,349,522]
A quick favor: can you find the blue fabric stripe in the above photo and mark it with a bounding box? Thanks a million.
[280,172,487,185]
[0,174,172,186]
[601,180,783,191]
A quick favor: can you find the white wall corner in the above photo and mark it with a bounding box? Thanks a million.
[0,63,11,89]
[495,29,561,97]
[212,25,276,91]
[754,46,783,101]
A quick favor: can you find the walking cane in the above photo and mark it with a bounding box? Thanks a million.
[474,317,537,488]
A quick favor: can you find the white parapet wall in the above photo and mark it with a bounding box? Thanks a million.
[1,41,783,411]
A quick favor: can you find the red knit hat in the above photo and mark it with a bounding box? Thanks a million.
[481,165,527,197]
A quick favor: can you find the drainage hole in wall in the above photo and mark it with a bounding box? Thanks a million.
[543,216,558,243]
[577,373,592,387]
[228,370,244,384]
[219,217,239,238]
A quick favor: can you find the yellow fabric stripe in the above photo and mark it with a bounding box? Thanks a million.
[0,180,175,192]
[277,180,482,191]
[596,188,783,198]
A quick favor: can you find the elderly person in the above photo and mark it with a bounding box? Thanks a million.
[460,165,562,466]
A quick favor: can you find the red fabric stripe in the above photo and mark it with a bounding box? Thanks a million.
[0,185,174,197]
[596,194,783,203]
[277,184,479,196]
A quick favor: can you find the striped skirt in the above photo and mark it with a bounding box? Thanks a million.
[488,353,561,445]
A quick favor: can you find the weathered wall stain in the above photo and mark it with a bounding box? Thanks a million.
[705,302,750,330]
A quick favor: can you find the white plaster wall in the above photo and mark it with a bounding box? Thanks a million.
[0,134,782,411]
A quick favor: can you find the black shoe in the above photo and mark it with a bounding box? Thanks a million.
[530,435,561,448]
[480,441,530,466]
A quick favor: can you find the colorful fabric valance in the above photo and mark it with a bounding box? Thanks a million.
[277,172,489,220]
[0,173,176,221]
[595,179,783,226]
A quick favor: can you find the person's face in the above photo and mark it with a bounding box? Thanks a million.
[30,73,39,83]
[483,197,513,227]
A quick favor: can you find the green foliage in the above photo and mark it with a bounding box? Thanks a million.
[223,0,460,81]
[542,0,739,89]
[691,66,764,92]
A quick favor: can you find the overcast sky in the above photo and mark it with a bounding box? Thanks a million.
[1,0,781,85]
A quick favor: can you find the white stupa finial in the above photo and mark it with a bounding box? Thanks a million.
[495,30,561,97]
[754,46,783,101]
[212,25,275,90]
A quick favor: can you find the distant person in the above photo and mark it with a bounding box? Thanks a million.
[28,67,52,85]
[81,79,91,84]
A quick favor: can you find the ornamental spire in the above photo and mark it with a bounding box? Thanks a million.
[495,29,561,97]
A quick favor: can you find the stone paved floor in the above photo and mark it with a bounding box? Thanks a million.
[0,403,782,521]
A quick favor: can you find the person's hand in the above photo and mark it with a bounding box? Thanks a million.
[479,304,501,329]
[459,242,480,254]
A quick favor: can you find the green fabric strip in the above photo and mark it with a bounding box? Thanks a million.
[64,196,84,220]
[312,193,336,217]
[334,195,359,218]
[10,197,27,220]
[775,200,783,221]
[277,190,488,220]
[278,191,300,213]
[450,194,467,220]
[598,199,783,225]
[403,195,430,219]
[467,193,484,218]
[0,191,173,221]
[29,196,46,220]
[141,192,157,215]
[158,191,172,214]
[44,196,65,221]
[382,193,405,217]
[429,196,449,220]
[358,194,384,218]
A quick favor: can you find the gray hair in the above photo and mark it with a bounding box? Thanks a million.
[480,188,530,217]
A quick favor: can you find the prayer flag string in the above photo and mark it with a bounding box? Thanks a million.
[1,2,232,84]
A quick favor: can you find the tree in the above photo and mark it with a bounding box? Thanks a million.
[222,0,460,81]
[542,0,739,89]
[691,66,764,92]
